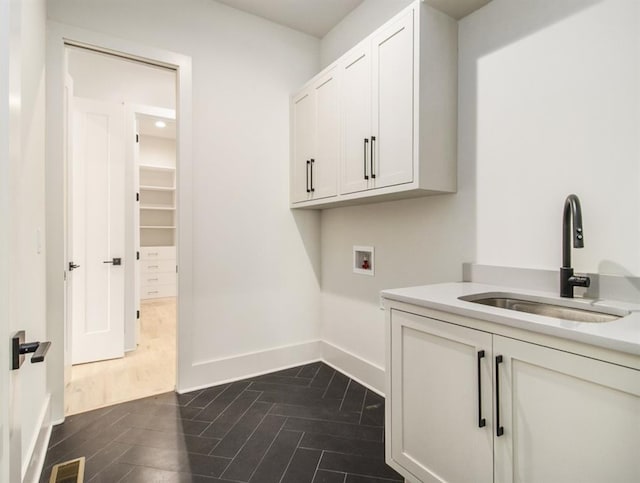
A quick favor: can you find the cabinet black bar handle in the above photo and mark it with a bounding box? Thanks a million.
[363,139,369,180]
[477,350,486,428]
[370,136,376,179]
[495,355,504,437]
[306,160,311,193]
[310,159,315,192]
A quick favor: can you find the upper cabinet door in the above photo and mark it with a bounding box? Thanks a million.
[371,8,415,189]
[291,89,314,203]
[340,41,371,195]
[312,70,339,200]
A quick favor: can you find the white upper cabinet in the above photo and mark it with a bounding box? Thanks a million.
[291,90,315,203]
[341,41,371,195]
[291,0,457,208]
[370,8,415,190]
[313,70,340,200]
[291,68,339,204]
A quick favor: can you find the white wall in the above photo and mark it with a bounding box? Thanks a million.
[139,135,176,169]
[462,0,640,276]
[319,1,473,385]
[67,47,175,109]
[48,0,322,392]
[320,0,413,67]
[319,0,640,391]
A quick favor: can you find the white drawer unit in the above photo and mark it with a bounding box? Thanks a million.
[141,284,175,299]
[140,259,176,273]
[140,272,175,286]
[141,246,175,260]
[139,245,176,300]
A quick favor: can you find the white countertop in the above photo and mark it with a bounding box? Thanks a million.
[381,282,640,356]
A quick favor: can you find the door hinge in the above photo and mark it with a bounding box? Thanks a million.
[136,133,139,143]
[136,192,139,202]
[136,251,140,260]
[136,310,140,319]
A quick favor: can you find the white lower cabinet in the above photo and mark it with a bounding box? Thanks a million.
[389,310,493,483]
[493,335,640,483]
[140,246,176,300]
[387,309,640,483]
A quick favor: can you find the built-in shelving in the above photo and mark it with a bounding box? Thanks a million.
[139,164,176,247]
[139,185,176,191]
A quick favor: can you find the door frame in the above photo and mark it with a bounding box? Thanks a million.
[46,22,193,423]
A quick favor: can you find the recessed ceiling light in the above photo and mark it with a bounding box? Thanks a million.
[155,120,166,128]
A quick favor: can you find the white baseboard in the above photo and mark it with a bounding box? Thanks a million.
[23,394,51,483]
[175,339,386,399]
[320,341,386,397]
[177,340,323,394]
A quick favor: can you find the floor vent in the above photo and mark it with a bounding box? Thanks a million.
[49,457,85,483]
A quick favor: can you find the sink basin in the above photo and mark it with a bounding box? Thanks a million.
[459,293,629,323]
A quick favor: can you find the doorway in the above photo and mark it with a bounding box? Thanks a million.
[64,46,178,415]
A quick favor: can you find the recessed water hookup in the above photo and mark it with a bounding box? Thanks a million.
[353,245,374,276]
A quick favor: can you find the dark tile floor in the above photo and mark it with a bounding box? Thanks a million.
[41,362,403,483]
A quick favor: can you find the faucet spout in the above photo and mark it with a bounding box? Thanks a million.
[560,194,590,298]
[562,194,584,268]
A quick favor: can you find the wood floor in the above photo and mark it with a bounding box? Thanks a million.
[42,362,403,482]
[65,297,177,416]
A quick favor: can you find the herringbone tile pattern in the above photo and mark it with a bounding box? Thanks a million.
[40,362,403,482]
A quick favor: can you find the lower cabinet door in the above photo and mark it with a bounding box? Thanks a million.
[389,310,493,483]
[493,335,640,483]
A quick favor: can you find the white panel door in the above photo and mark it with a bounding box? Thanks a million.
[390,310,494,483]
[311,69,339,200]
[291,89,314,203]
[340,41,371,195]
[371,8,414,189]
[1,0,22,479]
[71,98,125,365]
[494,335,640,483]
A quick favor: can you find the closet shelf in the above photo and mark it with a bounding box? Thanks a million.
[140,185,175,191]
[139,164,176,171]
[140,205,176,211]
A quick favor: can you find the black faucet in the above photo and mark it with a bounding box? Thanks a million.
[560,194,590,297]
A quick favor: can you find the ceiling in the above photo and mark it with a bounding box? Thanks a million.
[216,0,492,38]
[138,115,176,140]
[216,0,364,38]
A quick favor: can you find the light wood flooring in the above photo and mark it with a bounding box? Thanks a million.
[65,297,176,416]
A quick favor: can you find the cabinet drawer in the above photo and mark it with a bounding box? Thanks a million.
[141,260,175,273]
[141,272,175,286]
[141,284,176,299]
[141,246,175,260]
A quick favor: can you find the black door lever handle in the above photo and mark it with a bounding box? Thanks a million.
[12,331,52,369]
[103,258,122,265]
[69,262,80,271]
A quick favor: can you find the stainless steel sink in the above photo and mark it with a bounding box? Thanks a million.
[459,293,629,323]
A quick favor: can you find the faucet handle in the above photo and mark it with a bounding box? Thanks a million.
[569,274,590,288]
